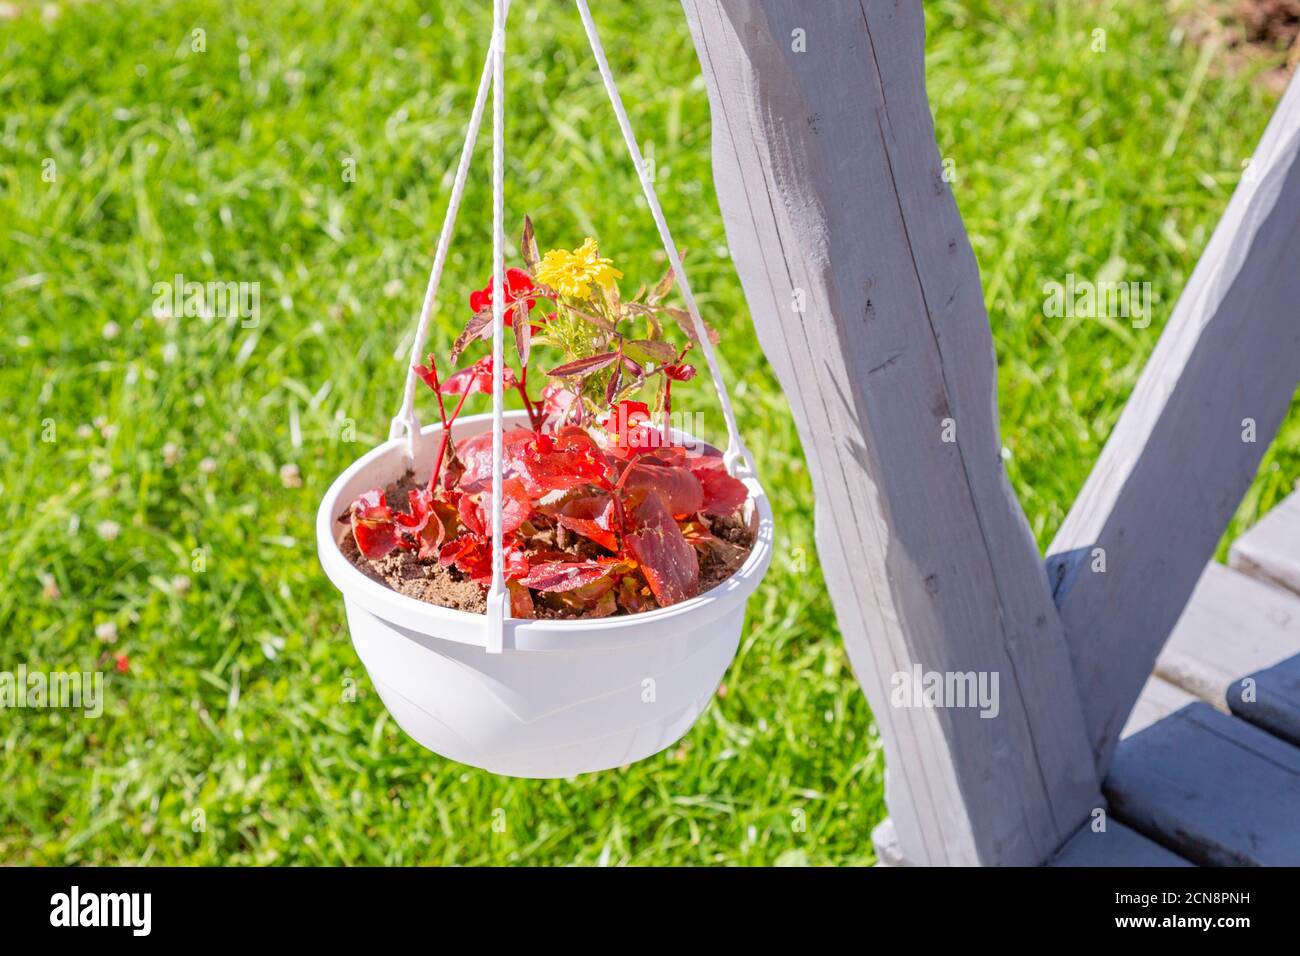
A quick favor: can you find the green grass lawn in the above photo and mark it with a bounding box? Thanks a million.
[0,0,1295,865]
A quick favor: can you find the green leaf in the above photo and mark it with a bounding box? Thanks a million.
[624,339,677,365]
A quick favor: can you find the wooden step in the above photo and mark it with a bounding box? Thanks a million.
[1048,820,1192,868]
[1229,653,1300,747]
[1122,675,1197,739]
[1105,702,1300,866]
[1230,489,1300,596]
[1154,562,1300,711]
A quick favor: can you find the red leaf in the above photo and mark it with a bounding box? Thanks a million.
[664,363,696,382]
[439,533,492,581]
[413,354,442,392]
[442,355,518,396]
[456,427,536,493]
[450,310,494,362]
[417,499,460,559]
[517,426,613,496]
[546,351,619,379]
[466,478,532,537]
[520,560,620,593]
[604,362,622,406]
[625,490,699,606]
[513,301,532,366]
[350,489,400,559]
[555,584,618,617]
[394,488,433,534]
[508,579,535,618]
[690,457,749,516]
[550,493,618,551]
[438,531,529,585]
[457,490,485,537]
[505,544,530,581]
[621,463,704,518]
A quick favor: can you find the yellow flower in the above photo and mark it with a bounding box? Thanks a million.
[534,237,623,300]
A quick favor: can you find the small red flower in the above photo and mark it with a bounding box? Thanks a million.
[601,400,651,431]
[601,400,659,455]
[115,653,130,674]
[664,363,697,382]
[469,268,538,324]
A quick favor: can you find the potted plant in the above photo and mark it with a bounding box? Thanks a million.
[317,219,773,778]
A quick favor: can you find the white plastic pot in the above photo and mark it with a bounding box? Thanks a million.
[317,410,774,778]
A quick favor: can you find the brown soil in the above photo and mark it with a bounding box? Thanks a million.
[1234,0,1300,49]
[1180,0,1300,92]
[339,470,756,618]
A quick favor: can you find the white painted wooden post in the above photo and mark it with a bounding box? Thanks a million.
[683,0,1102,865]
[1047,72,1300,775]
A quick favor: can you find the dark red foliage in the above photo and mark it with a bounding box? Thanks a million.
[439,532,528,584]
[690,456,749,517]
[547,493,618,551]
[347,418,749,615]
[458,477,531,537]
[624,489,699,606]
[350,490,400,559]
[516,426,613,496]
[456,428,536,493]
[519,559,621,593]
[620,462,703,518]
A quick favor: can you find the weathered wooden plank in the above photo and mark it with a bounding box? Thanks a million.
[1229,490,1300,596]
[1154,562,1300,711]
[1047,70,1300,776]
[1048,819,1193,868]
[1229,653,1300,746]
[1121,675,1197,739]
[684,0,1100,865]
[1106,702,1300,866]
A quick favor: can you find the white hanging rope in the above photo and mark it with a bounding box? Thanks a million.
[390,0,514,453]
[573,0,754,477]
[483,0,508,654]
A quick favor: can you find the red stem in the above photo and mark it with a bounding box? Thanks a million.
[517,364,543,432]
[662,378,672,450]
[427,388,472,494]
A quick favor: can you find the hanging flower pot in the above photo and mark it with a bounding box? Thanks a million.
[316,0,772,777]
[318,408,773,778]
